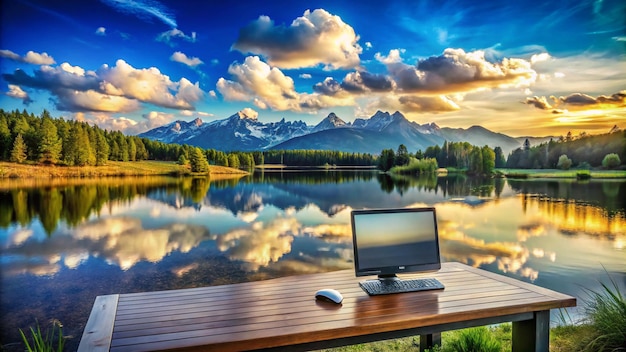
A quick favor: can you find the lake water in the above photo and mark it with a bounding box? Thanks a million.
[1,171,625,350]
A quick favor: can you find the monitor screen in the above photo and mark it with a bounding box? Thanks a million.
[351,207,441,277]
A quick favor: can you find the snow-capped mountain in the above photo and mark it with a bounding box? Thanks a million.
[139,110,524,154]
[312,113,348,133]
[139,110,311,151]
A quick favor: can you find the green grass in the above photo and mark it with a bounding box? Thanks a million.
[0,160,248,179]
[442,326,502,352]
[317,325,513,352]
[580,275,626,351]
[498,168,626,179]
[19,320,65,352]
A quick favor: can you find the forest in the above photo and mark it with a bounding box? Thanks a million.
[505,131,625,169]
[1,109,623,173]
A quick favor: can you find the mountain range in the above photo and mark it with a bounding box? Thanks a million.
[139,110,539,155]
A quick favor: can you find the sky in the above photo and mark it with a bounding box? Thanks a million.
[1,0,625,137]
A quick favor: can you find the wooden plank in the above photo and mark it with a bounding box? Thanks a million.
[78,294,119,352]
[100,262,576,352]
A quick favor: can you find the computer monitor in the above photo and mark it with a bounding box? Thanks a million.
[351,207,442,279]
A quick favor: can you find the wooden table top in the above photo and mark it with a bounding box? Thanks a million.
[80,262,576,352]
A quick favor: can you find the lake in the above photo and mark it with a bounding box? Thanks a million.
[1,171,625,351]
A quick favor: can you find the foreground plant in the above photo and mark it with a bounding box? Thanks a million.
[442,326,501,352]
[19,319,65,352]
[581,275,626,352]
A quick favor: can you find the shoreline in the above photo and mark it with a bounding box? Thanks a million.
[0,161,248,190]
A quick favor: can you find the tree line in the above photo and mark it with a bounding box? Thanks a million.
[0,109,376,172]
[2,109,622,173]
[506,130,624,169]
[378,142,498,175]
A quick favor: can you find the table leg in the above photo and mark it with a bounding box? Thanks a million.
[512,310,550,352]
[420,333,441,352]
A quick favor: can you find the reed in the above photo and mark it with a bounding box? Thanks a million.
[580,274,626,352]
[19,320,65,352]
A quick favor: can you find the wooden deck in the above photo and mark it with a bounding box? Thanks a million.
[78,262,576,352]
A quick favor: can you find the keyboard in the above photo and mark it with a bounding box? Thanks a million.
[359,278,445,296]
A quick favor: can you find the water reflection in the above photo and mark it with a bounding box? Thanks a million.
[1,172,625,351]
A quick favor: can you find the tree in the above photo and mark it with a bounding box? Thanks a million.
[74,125,95,166]
[481,145,496,174]
[177,154,188,165]
[394,144,410,166]
[602,153,621,169]
[38,117,62,164]
[227,153,240,168]
[189,147,209,173]
[10,133,27,163]
[523,138,531,151]
[469,146,483,174]
[378,149,395,172]
[0,116,11,159]
[557,154,572,170]
[493,146,506,168]
[128,138,137,161]
[94,130,109,165]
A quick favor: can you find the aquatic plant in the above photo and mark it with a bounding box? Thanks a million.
[19,319,65,352]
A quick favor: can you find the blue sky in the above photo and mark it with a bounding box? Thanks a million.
[1,0,624,137]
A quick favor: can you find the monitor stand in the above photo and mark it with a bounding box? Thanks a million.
[377,274,400,282]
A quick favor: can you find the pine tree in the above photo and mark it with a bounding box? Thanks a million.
[189,147,209,173]
[38,117,62,164]
[0,116,11,160]
[94,130,109,166]
[10,133,27,163]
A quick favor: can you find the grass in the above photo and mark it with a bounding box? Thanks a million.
[579,275,626,351]
[19,320,65,352]
[0,161,247,178]
[498,168,626,179]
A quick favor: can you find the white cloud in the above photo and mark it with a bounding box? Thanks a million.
[6,84,33,105]
[95,27,106,35]
[0,49,56,65]
[240,107,259,118]
[98,59,204,110]
[299,73,312,79]
[530,53,551,64]
[170,51,203,67]
[374,49,404,64]
[232,9,362,69]
[216,56,354,112]
[3,59,204,113]
[217,56,300,110]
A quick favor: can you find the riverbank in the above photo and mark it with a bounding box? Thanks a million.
[0,161,248,190]
[0,161,248,178]
[498,168,626,179]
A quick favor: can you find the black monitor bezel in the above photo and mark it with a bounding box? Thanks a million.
[351,207,442,278]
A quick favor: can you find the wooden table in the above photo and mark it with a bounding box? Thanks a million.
[78,262,576,352]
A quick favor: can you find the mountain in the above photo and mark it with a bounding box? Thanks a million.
[271,111,521,154]
[140,110,525,154]
[312,112,347,133]
[140,110,311,151]
[439,125,522,154]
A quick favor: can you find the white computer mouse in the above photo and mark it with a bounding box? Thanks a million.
[315,288,343,304]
